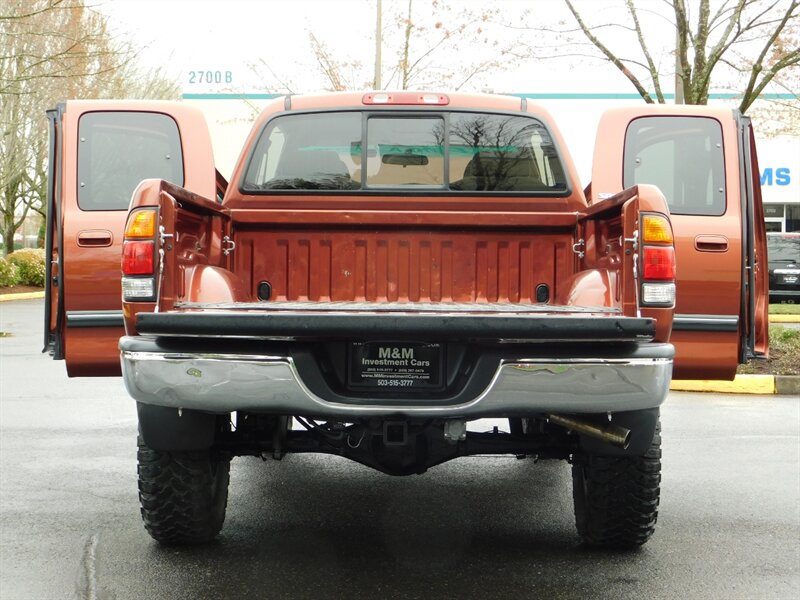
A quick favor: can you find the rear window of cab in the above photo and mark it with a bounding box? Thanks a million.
[241,111,568,194]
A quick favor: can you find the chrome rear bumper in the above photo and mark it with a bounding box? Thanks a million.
[120,343,673,418]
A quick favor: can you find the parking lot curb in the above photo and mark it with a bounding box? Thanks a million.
[775,376,800,396]
[769,314,800,323]
[670,374,776,395]
[671,375,800,395]
[0,291,45,302]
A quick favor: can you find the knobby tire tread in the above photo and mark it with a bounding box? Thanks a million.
[572,424,662,549]
[137,444,230,544]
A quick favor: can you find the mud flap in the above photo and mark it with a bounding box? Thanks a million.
[137,402,218,451]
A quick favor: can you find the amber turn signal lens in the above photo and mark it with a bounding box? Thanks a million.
[125,210,156,239]
[642,214,673,244]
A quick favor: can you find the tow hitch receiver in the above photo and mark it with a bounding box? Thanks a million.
[383,421,408,446]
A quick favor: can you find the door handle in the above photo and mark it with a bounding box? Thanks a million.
[77,230,113,247]
[694,235,728,252]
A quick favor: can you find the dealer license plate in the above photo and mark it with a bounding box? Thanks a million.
[348,342,444,391]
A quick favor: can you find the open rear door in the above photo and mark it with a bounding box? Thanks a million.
[44,100,216,376]
[591,105,768,380]
[738,116,769,362]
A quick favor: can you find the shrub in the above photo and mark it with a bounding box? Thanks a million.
[7,248,46,287]
[738,325,800,376]
[769,326,800,376]
[0,257,18,287]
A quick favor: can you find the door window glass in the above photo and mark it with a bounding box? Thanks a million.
[77,112,184,210]
[624,116,725,216]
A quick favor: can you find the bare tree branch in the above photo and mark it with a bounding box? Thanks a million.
[739,0,800,112]
[696,0,751,100]
[309,32,347,91]
[251,58,296,95]
[626,0,666,102]
[0,0,180,255]
[564,0,656,103]
[0,0,66,21]
[521,0,799,121]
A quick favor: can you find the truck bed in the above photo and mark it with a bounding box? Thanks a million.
[229,228,577,303]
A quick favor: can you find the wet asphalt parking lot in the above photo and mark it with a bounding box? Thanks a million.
[1,299,799,600]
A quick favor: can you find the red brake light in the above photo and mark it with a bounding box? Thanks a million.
[642,246,675,280]
[122,241,154,275]
[362,92,449,105]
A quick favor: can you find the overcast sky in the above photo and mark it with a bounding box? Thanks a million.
[98,0,652,95]
[94,0,798,192]
[96,0,639,177]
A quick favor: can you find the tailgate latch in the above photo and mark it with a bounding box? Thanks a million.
[572,238,585,259]
[222,236,236,256]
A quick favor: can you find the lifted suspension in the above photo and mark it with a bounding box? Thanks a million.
[217,417,575,475]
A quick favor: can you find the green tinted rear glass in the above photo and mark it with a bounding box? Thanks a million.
[242,111,568,193]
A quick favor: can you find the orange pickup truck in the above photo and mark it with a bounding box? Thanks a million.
[44,92,767,547]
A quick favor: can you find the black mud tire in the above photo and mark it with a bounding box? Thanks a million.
[137,441,230,544]
[571,422,661,549]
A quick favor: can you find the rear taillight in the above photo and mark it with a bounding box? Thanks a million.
[640,213,676,307]
[125,210,156,239]
[122,208,157,301]
[642,214,673,244]
[642,246,675,280]
[121,277,155,299]
[122,241,154,275]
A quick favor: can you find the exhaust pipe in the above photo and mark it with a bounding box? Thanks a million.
[548,414,631,449]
